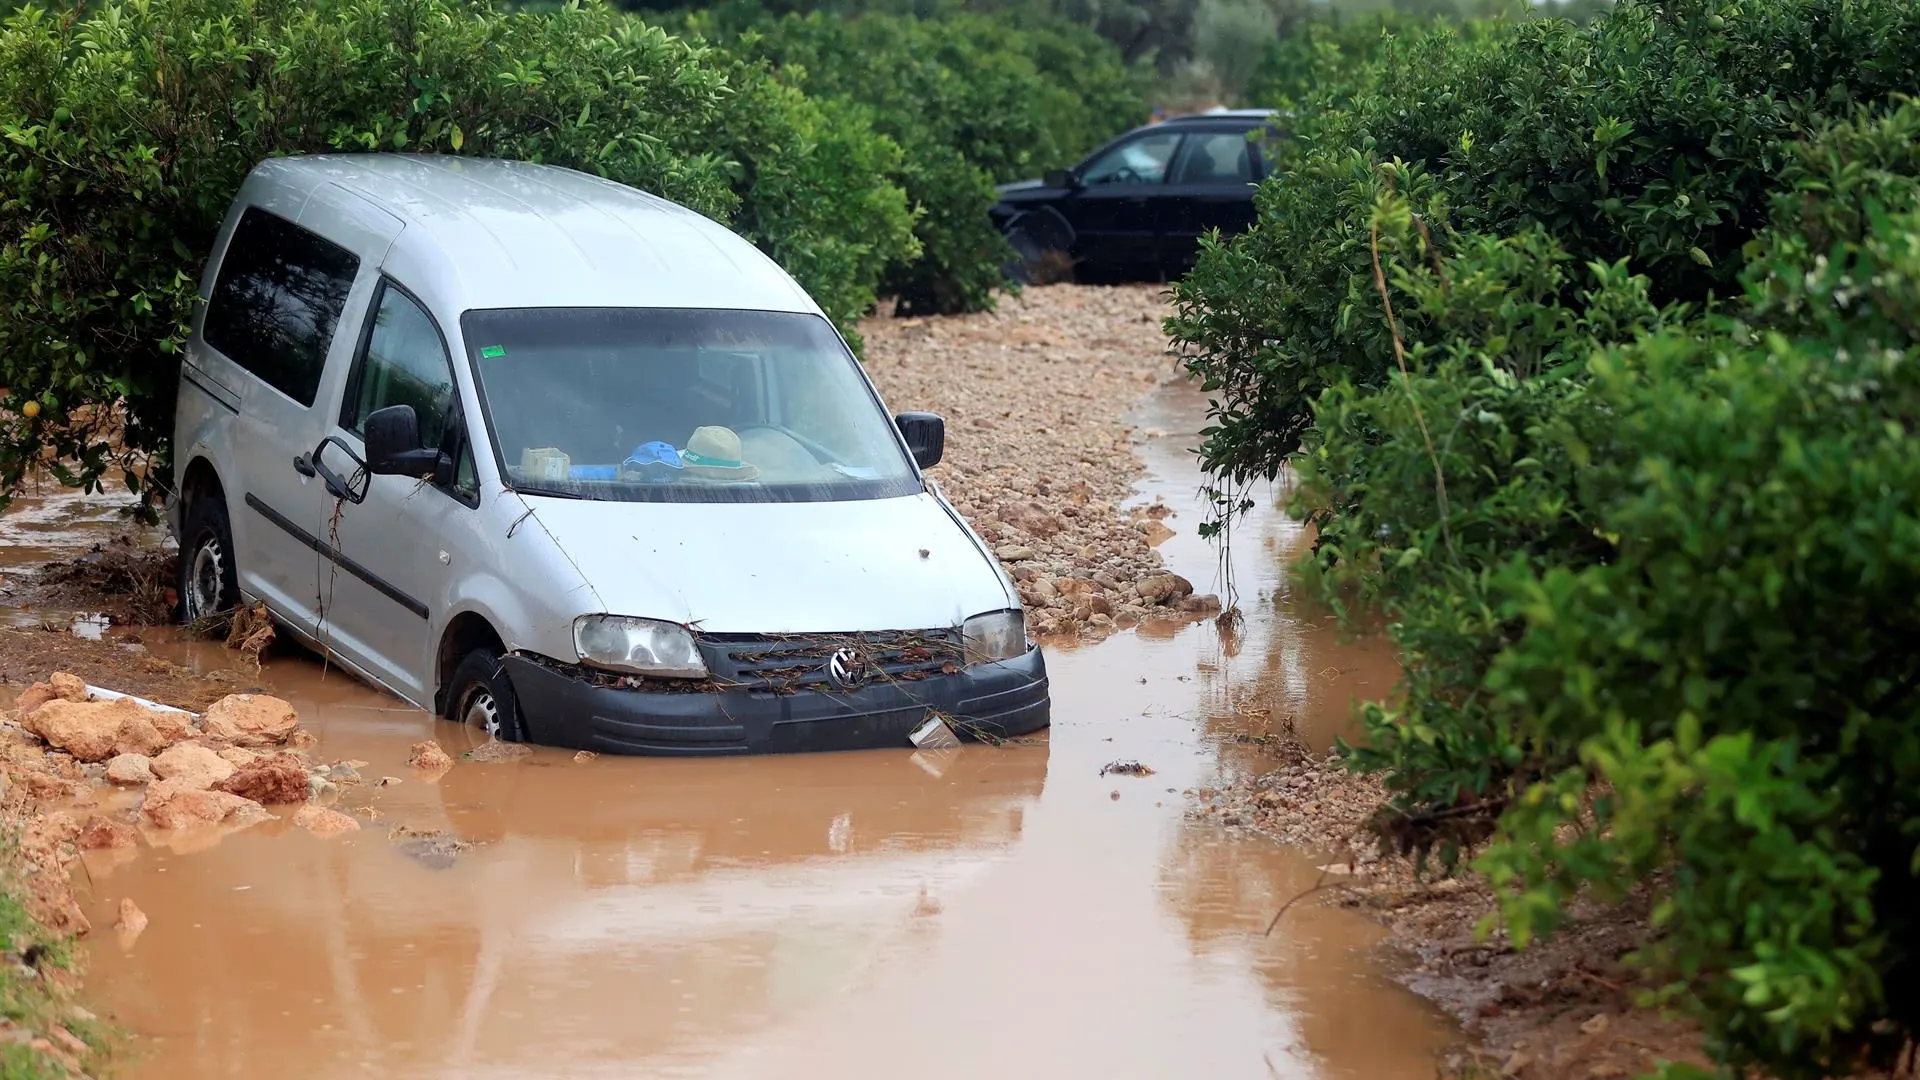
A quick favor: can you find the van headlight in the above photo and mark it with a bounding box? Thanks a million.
[961,610,1027,665]
[573,616,708,678]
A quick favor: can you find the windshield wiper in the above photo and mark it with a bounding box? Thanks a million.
[511,485,584,500]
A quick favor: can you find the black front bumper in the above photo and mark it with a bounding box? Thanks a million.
[503,648,1050,756]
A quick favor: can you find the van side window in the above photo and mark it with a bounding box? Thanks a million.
[342,282,454,452]
[202,207,360,407]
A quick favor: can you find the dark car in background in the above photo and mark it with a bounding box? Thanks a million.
[990,108,1280,283]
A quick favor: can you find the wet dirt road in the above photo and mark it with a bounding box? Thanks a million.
[74,388,1450,1079]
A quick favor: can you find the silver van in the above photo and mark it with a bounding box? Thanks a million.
[169,155,1049,754]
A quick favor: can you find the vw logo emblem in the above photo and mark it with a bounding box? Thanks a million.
[827,647,866,689]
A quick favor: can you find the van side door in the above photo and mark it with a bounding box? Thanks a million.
[309,278,480,707]
[195,205,370,628]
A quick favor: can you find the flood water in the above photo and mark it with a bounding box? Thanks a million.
[69,387,1450,1079]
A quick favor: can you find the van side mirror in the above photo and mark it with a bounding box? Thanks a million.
[364,404,441,476]
[895,412,945,470]
[1044,168,1080,190]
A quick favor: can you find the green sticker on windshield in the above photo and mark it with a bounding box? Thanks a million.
[480,345,506,358]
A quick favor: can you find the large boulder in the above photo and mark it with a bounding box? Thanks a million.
[1136,573,1195,607]
[150,743,235,790]
[23,698,147,763]
[12,672,88,715]
[201,694,300,747]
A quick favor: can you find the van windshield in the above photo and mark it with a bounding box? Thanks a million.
[461,308,922,504]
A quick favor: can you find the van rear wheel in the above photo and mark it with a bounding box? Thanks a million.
[178,494,239,623]
[446,649,528,743]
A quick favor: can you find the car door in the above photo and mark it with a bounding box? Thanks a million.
[1060,129,1184,270]
[195,203,375,629]
[1158,126,1262,274]
[309,277,480,706]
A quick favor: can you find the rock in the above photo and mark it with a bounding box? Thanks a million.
[22,698,158,763]
[104,753,154,786]
[1136,573,1194,607]
[407,740,453,773]
[286,729,319,752]
[994,545,1037,562]
[307,773,339,802]
[1178,593,1222,615]
[1089,594,1114,617]
[213,754,309,805]
[1026,576,1059,603]
[115,898,148,936]
[12,674,86,716]
[1088,613,1114,629]
[150,743,235,790]
[141,780,263,830]
[217,747,260,769]
[72,813,133,850]
[462,741,532,764]
[293,805,360,838]
[111,711,168,758]
[201,693,300,747]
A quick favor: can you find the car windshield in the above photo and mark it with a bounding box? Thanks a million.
[462,307,921,503]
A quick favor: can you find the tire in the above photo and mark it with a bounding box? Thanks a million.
[444,648,529,743]
[178,492,240,623]
[1004,227,1046,285]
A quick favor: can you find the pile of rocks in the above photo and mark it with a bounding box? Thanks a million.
[0,672,441,934]
[860,285,1218,638]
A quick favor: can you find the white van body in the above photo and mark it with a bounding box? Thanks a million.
[170,155,1048,754]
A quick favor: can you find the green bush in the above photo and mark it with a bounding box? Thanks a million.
[0,0,914,505]
[1170,0,1920,484]
[694,5,1146,312]
[1171,0,1920,1071]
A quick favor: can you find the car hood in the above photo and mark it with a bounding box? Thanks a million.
[524,492,1015,634]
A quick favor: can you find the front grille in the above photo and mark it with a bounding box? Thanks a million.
[697,629,965,695]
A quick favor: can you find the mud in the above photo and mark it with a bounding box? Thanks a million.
[49,375,1458,1080]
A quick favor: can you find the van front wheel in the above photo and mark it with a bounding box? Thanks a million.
[446,649,528,743]
[179,494,239,623]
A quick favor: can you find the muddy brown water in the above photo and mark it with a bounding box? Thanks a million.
[52,387,1449,1078]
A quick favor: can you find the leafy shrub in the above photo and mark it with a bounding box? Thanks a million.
[0,0,914,506]
[695,4,1146,312]
[1172,0,1920,1069]
[1170,0,1920,484]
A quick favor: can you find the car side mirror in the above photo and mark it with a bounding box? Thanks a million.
[364,404,441,476]
[1044,168,1081,190]
[895,411,945,470]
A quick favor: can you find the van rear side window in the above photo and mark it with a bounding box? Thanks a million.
[202,207,360,407]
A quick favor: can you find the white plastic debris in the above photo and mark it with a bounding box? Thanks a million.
[84,684,199,718]
[909,715,961,750]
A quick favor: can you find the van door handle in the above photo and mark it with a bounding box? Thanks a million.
[294,454,316,478]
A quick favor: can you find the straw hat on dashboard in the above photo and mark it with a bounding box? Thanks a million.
[680,426,760,481]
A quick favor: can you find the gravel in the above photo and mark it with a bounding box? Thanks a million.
[859,284,1221,638]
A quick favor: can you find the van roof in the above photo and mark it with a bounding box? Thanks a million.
[245,155,818,316]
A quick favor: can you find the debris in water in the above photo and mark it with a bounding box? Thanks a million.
[1109,790,1121,801]
[1099,759,1155,777]
[293,805,360,838]
[573,750,597,763]
[463,741,533,764]
[390,826,471,870]
[68,614,110,641]
[909,715,960,750]
[407,740,453,774]
[376,776,403,787]
[115,898,148,944]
